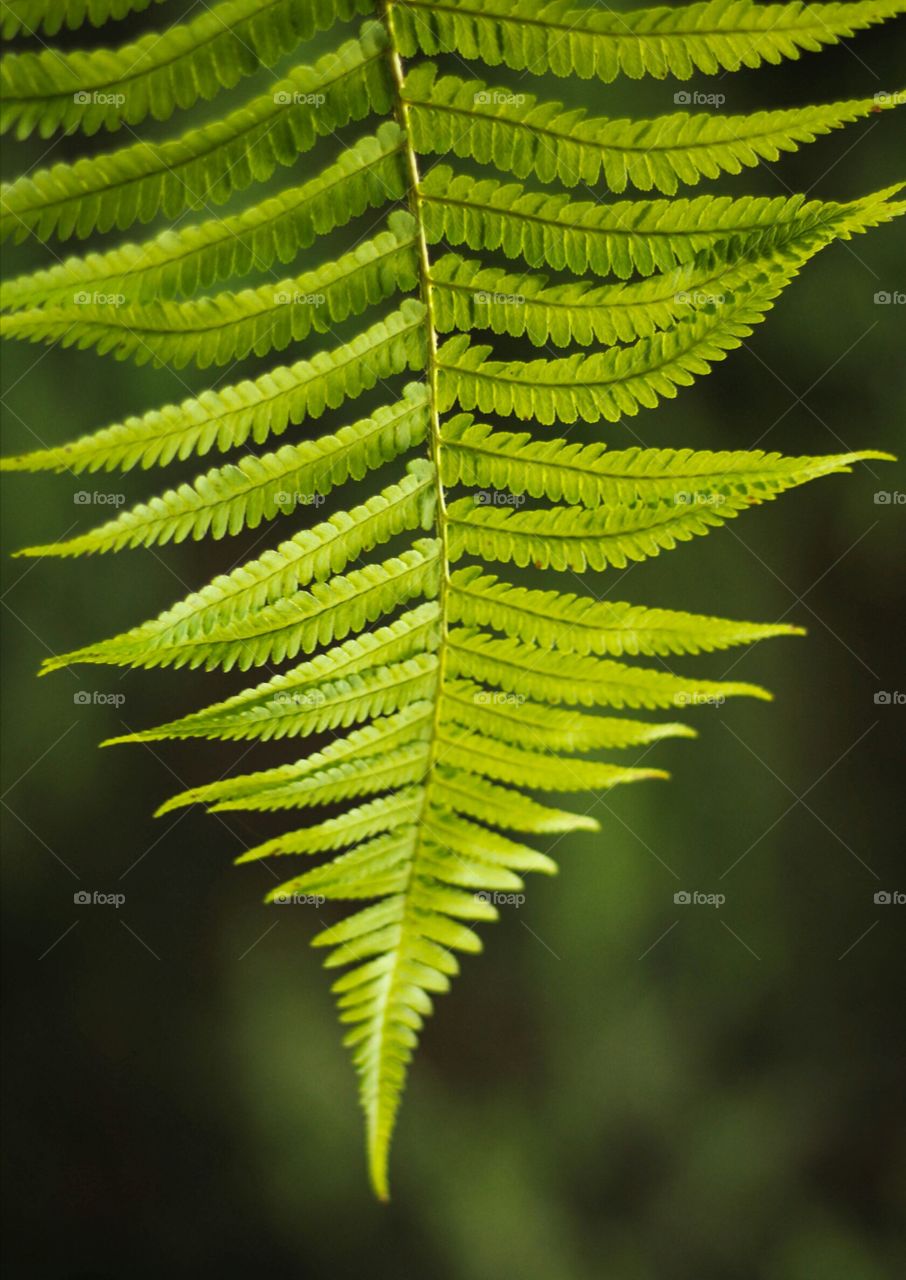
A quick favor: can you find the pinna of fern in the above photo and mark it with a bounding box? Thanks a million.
[1,0,903,1200]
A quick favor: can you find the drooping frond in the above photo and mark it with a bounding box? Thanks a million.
[2,0,901,1203]
[0,23,391,241]
[1,0,374,138]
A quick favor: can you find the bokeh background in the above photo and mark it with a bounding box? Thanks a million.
[2,3,904,1277]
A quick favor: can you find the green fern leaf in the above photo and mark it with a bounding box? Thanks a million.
[0,23,391,241]
[2,0,901,1200]
[0,123,408,310]
[404,63,901,194]
[1,0,374,138]
[392,0,905,82]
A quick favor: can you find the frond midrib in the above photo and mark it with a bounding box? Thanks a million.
[357,11,451,1201]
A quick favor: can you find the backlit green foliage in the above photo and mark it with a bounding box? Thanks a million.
[2,0,903,1200]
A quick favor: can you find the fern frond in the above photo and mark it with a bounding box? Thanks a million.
[234,789,426,862]
[393,0,905,82]
[421,167,857,278]
[448,628,770,709]
[0,124,407,310]
[432,768,599,833]
[40,471,437,674]
[404,64,897,195]
[21,435,432,559]
[435,724,668,790]
[6,301,426,478]
[3,0,900,1202]
[0,24,391,241]
[441,417,891,508]
[1,0,374,138]
[448,568,802,658]
[110,651,440,743]
[428,190,905,347]
[0,212,419,369]
[93,538,439,671]
[442,678,696,751]
[1,0,167,39]
[437,277,794,424]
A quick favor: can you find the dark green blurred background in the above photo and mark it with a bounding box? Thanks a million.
[2,3,905,1277]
